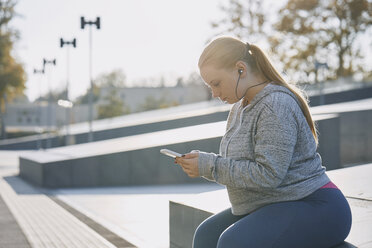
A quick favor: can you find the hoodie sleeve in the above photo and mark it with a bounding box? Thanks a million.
[198,96,299,188]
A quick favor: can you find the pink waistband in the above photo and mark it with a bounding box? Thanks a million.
[320,181,338,189]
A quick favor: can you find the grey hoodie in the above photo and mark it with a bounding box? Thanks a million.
[198,83,330,215]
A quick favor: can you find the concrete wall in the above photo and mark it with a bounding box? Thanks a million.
[169,201,213,248]
[1,110,228,150]
[19,137,222,188]
[71,111,228,145]
[100,85,210,112]
[3,85,372,151]
[19,114,340,188]
[316,115,340,170]
[338,110,372,166]
[308,82,372,106]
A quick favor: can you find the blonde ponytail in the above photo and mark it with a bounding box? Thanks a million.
[250,44,318,144]
[199,37,318,144]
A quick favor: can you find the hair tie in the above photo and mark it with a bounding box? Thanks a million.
[246,42,253,55]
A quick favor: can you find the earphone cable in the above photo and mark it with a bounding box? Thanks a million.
[234,73,269,102]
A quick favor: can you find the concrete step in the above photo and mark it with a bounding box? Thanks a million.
[169,163,372,248]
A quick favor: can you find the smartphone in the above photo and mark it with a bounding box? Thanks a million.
[160,149,183,158]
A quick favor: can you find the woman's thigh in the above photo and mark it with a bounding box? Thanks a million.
[193,208,246,248]
[217,189,351,248]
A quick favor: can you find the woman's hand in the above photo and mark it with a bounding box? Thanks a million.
[175,152,200,178]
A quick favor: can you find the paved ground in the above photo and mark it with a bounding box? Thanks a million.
[0,150,222,248]
[1,150,371,248]
[0,193,30,248]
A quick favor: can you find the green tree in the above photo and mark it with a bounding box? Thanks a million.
[75,69,126,105]
[94,69,126,88]
[97,88,130,119]
[139,95,178,112]
[74,84,101,105]
[83,69,129,119]
[37,88,68,103]
[0,0,27,138]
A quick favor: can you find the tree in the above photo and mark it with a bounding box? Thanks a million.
[210,0,269,43]
[77,69,129,119]
[75,69,126,105]
[185,71,204,86]
[272,0,372,83]
[176,77,184,87]
[97,88,130,119]
[139,95,178,112]
[211,0,372,83]
[74,85,101,105]
[0,0,27,138]
[94,69,126,88]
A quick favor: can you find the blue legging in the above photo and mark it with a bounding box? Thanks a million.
[193,188,352,248]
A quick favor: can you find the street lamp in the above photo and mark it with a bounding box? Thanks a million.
[80,16,101,142]
[43,58,56,149]
[60,38,76,145]
[33,67,45,149]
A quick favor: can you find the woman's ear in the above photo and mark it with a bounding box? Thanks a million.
[235,61,248,77]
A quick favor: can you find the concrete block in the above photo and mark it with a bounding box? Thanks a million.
[169,201,212,248]
[169,164,372,248]
[19,122,226,188]
[19,157,43,187]
[44,161,73,187]
[316,114,340,170]
[339,110,372,166]
[19,113,342,188]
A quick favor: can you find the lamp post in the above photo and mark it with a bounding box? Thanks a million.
[60,38,76,145]
[43,58,56,148]
[315,61,329,105]
[80,16,101,142]
[33,68,45,149]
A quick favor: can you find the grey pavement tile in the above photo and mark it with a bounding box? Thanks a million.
[0,195,31,248]
[50,196,136,248]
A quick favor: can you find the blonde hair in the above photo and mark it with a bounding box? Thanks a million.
[199,37,318,144]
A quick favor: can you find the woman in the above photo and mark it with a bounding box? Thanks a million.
[175,36,352,248]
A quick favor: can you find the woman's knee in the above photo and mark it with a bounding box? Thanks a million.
[193,220,208,241]
[193,208,240,248]
[217,228,246,248]
[216,224,268,248]
[193,218,218,248]
[217,229,233,248]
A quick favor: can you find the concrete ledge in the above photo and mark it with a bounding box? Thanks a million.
[169,164,372,248]
[312,99,372,166]
[3,90,372,151]
[1,101,230,150]
[19,114,339,188]
[9,98,372,172]
[19,122,226,187]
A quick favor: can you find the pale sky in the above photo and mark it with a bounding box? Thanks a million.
[11,0,230,101]
[11,0,371,102]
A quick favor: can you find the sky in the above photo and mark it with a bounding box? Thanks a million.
[11,0,230,101]
[11,0,371,103]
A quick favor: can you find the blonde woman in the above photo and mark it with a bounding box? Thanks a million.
[175,37,351,248]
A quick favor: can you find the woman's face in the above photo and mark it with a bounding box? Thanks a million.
[200,65,239,104]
